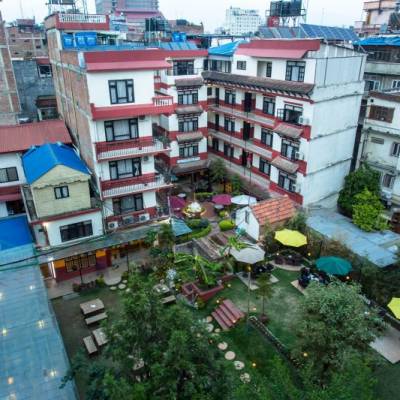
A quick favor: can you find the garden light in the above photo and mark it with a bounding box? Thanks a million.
[303,352,308,358]
[252,362,257,368]
[7,377,13,385]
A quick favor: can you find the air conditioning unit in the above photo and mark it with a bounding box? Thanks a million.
[298,116,309,125]
[143,156,150,162]
[108,221,119,230]
[139,213,150,222]
[122,216,135,225]
[139,115,146,120]
[294,151,304,161]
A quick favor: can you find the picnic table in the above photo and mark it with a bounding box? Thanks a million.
[85,312,107,326]
[83,336,98,355]
[80,299,105,316]
[93,328,108,347]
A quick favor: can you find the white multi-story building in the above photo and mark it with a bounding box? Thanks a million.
[359,90,400,207]
[205,39,366,207]
[224,7,262,35]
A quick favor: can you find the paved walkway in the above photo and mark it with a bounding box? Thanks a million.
[370,325,400,364]
[271,261,303,272]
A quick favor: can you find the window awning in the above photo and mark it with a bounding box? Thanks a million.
[175,105,204,115]
[175,77,204,88]
[176,131,204,143]
[271,156,299,174]
[274,123,303,139]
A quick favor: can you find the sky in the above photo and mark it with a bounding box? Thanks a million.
[0,0,365,32]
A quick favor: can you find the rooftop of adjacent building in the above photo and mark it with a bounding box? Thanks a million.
[0,120,71,154]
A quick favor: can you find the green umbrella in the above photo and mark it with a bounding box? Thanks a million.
[316,257,352,276]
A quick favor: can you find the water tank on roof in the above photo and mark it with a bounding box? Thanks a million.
[62,33,74,48]
[74,32,97,47]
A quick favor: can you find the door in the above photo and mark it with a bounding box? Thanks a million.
[244,92,252,112]
[215,88,220,105]
[243,122,251,141]
[215,114,220,131]
[242,151,249,167]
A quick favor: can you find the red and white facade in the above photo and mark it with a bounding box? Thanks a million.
[205,39,366,207]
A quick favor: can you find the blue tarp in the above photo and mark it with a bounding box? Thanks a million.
[355,36,400,47]
[23,143,89,184]
[0,215,32,250]
[0,216,77,399]
[171,218,192,237]
[209,40,246,57]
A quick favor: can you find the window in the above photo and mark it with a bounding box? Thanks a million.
[392,80,400,90]
[105,119,139,142]
[225,90,236,105]
[178,117,198,132]
[179,143,199,158]
[54,186,69,199]
[281,139,299,160]
[113,194,144,215]
[259,158,271,175]
[212,138,219,151]
[224,143,234,158]
[262,97,275,116]
[382,173,395,189]
[109,158,141,180]
[65,252,96,272]
[369,105,394,123]
[38,65,52,78]
[261,129,273,147]
[0,167,18,183]
[266,62,272,78]
[391,142,400,157]
[60,221,93,242]
[224,116,235,132]
[210,60,231,73]
[173,60,194,76]
[245,210,250,223]
[207,87,213,96]
[178,90,198,105]
[237,61,247,70]
[278,172,296,192]
[279,104,303,125]
[109,80,134,104]
[285,61,306,82]
[365,80,380,91]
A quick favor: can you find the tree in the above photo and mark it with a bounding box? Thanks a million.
[338,165,380,217]
[353,188,388,232]
[293,281,383,383]
[263,222,280,254]
[66,274,236,400]
[158,222,175,249]
[257,273,274,321]
[231,174,243,194]
[210,158,227,186]
[285,212,307,234]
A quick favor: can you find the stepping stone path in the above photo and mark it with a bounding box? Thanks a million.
[122,280,128,284]
[118,283,126,290]
[214,328,221,333]
[110,286,117,291]
[206,323,214,333]
[218,342,228,350]
[206,316,213,323]
[240,373,251,383]
[225,351,236,361]
[234,361,245,370]
[125,288,131,293]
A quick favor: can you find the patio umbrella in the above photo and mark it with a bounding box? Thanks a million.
[169,196,186,211]
[315,256,352,276]
[388,298,400,319]
[212,194,232,206]
[275,229,307,248]
[231,195,257,206]
[230,244,265,265]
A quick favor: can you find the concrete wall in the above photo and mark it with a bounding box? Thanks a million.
[236,206,259,241]
[0,153,25,187]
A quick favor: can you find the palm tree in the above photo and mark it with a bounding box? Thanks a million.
[257,273,274,322]
[159,223,175,250]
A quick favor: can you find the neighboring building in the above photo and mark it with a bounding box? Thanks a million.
[224,7,262,35]
[95,0,159,14]
[359,90,400,207]
[236,196,296,241]
[12,57,57,122]
[22,143,103,251]
[0,12,20,126]
[0,120,71,218]
[169,20,204,36]
[205,39,366,207]
[355,0,400,36]
[5,18,47,58]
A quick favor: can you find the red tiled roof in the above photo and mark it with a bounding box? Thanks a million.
[0,120,71,154]
[250,196,296,226]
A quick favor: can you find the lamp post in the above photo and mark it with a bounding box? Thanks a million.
[246,264,252,328]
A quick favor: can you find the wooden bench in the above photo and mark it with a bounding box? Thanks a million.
[83,336,98,355]
[85,312,107,326]
[161,295,176,305]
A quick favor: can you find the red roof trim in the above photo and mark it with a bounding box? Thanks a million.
[86,60,171,72]
[90,103,174,120]
[31,208,102,225]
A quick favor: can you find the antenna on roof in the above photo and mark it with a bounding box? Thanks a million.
[19,0,24,18]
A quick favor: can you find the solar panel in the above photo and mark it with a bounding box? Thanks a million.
[300,24,358,42]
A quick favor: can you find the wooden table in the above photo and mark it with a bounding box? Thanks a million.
[93,328,108,347]
[80,299,104,316]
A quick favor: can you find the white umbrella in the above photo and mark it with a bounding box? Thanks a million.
[231,195,257,206]
[230,244,265,264]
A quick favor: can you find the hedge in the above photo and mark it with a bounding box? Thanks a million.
[219,220,236,231]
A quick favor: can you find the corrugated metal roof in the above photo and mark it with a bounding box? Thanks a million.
[171,217,192,236]
[274,123,303,139]
[22,143,89,184]
[355,36,400,47]
[271,156,299,174]
[209,40,246,57]
[0,120,71,154]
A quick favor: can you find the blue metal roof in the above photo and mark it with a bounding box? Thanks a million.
[0,215,32,251]
[22,143,89,184]
[158,41,198,50]
[209,40,246,57]
[171,218,192,237]
[355,36,400,47]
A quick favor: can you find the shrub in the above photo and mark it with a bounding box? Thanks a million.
[96,275,106,288]
[219,220,236,231]
[121,271,129,280]
[186,218,210,230]
[196,192,214,202]
[191,224,212,239]
[219,210,229,219]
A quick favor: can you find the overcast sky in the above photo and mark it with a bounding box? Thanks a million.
[0,0,365,31]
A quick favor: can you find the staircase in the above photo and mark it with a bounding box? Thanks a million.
[212,299,245,331]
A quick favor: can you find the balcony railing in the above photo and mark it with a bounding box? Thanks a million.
[276,109,302,125]
[58,14,107,24]
[101,175,171,199]
[153,95,173,107]
[96,138,169,161]
[166,68,203,76]
[154,76,162,84]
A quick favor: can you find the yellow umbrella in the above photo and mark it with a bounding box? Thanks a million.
[388,298,400,319]
[275,229,308,248]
